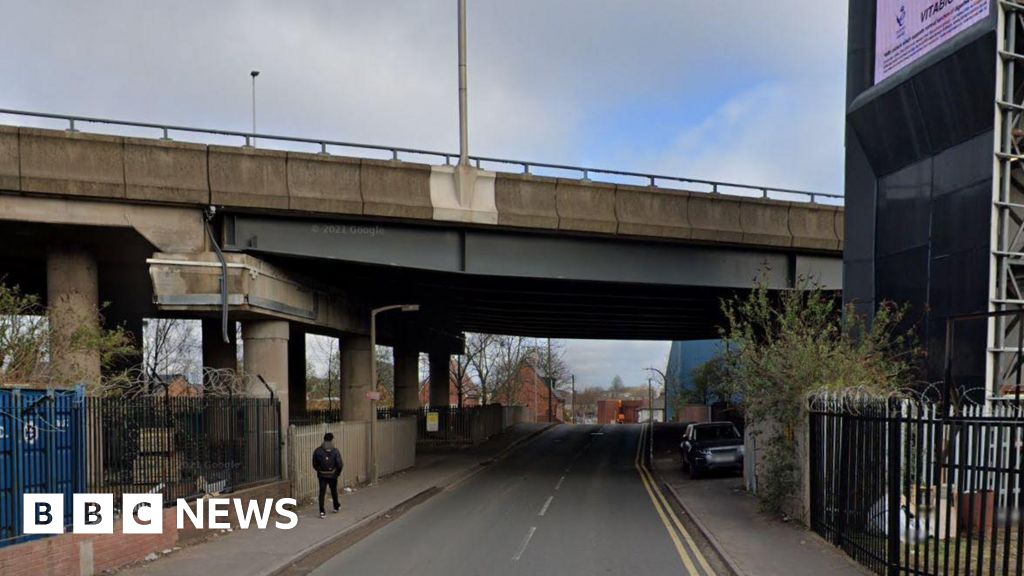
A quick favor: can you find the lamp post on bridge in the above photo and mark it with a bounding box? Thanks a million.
[249,70,259,147]
[369,303,420,484]
[457,0,469,167]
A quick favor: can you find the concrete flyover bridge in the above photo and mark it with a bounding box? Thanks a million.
[0,109,843,429]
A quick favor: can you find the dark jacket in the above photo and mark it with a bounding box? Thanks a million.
[313,441,343,478]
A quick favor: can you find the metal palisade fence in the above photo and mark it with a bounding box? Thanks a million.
[85,395,282,506]
[2,390,282,548]
[809,393,1024,576]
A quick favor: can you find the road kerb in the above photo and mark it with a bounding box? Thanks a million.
[660,479,746,576]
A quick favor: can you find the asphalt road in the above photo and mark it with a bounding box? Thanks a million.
[310,424,719,576]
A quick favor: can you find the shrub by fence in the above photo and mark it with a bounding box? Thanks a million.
[809,394,1024,575]
[287,417,416,503]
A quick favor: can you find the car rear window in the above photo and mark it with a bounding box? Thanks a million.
[694,425,740,441]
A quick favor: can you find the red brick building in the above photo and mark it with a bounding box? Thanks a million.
[421,362,564,421]
[505,364,564,423]
[596,399,645,424]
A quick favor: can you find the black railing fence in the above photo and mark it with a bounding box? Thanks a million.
[810,394,1024,576]
[291,407,344,426]
[86,396,281,505]
[291,404,526,446]
[374,405,524,445]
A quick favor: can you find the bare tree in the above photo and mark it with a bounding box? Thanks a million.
[492,335,532,406]
[306,334,341,412]
[143,318,200,385]
[526,338,569,390]
[376,345,394,407]
[467,333,498,404]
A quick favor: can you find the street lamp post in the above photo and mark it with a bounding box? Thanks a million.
[644,366,667,465]
[369,304,420,484]
[648,377,654,464]
[249,70,259,147]
[457,0,468,166]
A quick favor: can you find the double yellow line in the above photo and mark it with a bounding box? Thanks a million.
[635,423,717,576]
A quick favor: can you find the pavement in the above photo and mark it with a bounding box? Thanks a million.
[118,422,552,576]
[310,423,726,576]
[653,437,871,576]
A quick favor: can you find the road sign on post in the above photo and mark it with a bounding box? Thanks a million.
[426,411,440,432]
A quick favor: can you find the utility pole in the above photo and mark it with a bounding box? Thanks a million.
[546,338,553,423]
[571,374,576,424]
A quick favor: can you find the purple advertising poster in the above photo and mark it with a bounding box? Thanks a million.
[875,0,990,84]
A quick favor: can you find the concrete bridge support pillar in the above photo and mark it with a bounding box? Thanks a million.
[241,319,290,479]
[202,318,238,374]
[288,326,307,420]
[341,334,373,422]
[393,347,420,411]
[47,245,101,389]
[429,352,450,409]
[98,264,153,378]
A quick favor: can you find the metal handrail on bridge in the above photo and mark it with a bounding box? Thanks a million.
[0,107,844,205]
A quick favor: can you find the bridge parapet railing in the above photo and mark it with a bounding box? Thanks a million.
[0,108,843,206]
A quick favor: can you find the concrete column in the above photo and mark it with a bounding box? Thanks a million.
[429,352,450,409]
[393,347,420,412]
[288,327,307,419]
[341,334,372,421]
[98,263,151,378]
[241,320,289,480]
[202,318,237,372]
[47,245,100,389]
[241,319,289,424]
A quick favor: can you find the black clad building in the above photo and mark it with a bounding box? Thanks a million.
[843,0,1014,399]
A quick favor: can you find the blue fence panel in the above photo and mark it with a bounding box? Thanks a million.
[0,386,86,548]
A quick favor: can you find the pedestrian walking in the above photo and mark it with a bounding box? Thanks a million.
[313,432,343,518]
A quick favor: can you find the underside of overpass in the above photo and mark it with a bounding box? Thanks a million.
[223,212,841,341]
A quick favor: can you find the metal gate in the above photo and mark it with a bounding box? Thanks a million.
[0,386,87,547]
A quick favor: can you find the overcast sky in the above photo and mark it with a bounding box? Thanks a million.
[0,1,848,389]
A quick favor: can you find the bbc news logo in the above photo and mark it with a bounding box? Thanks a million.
[23,494,298,534]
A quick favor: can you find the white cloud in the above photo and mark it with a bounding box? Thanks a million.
[646,79,847,194]
[562,340,672,390]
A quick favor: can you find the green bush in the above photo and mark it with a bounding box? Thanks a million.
[0,280,136,391]
[720,276,918,515]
